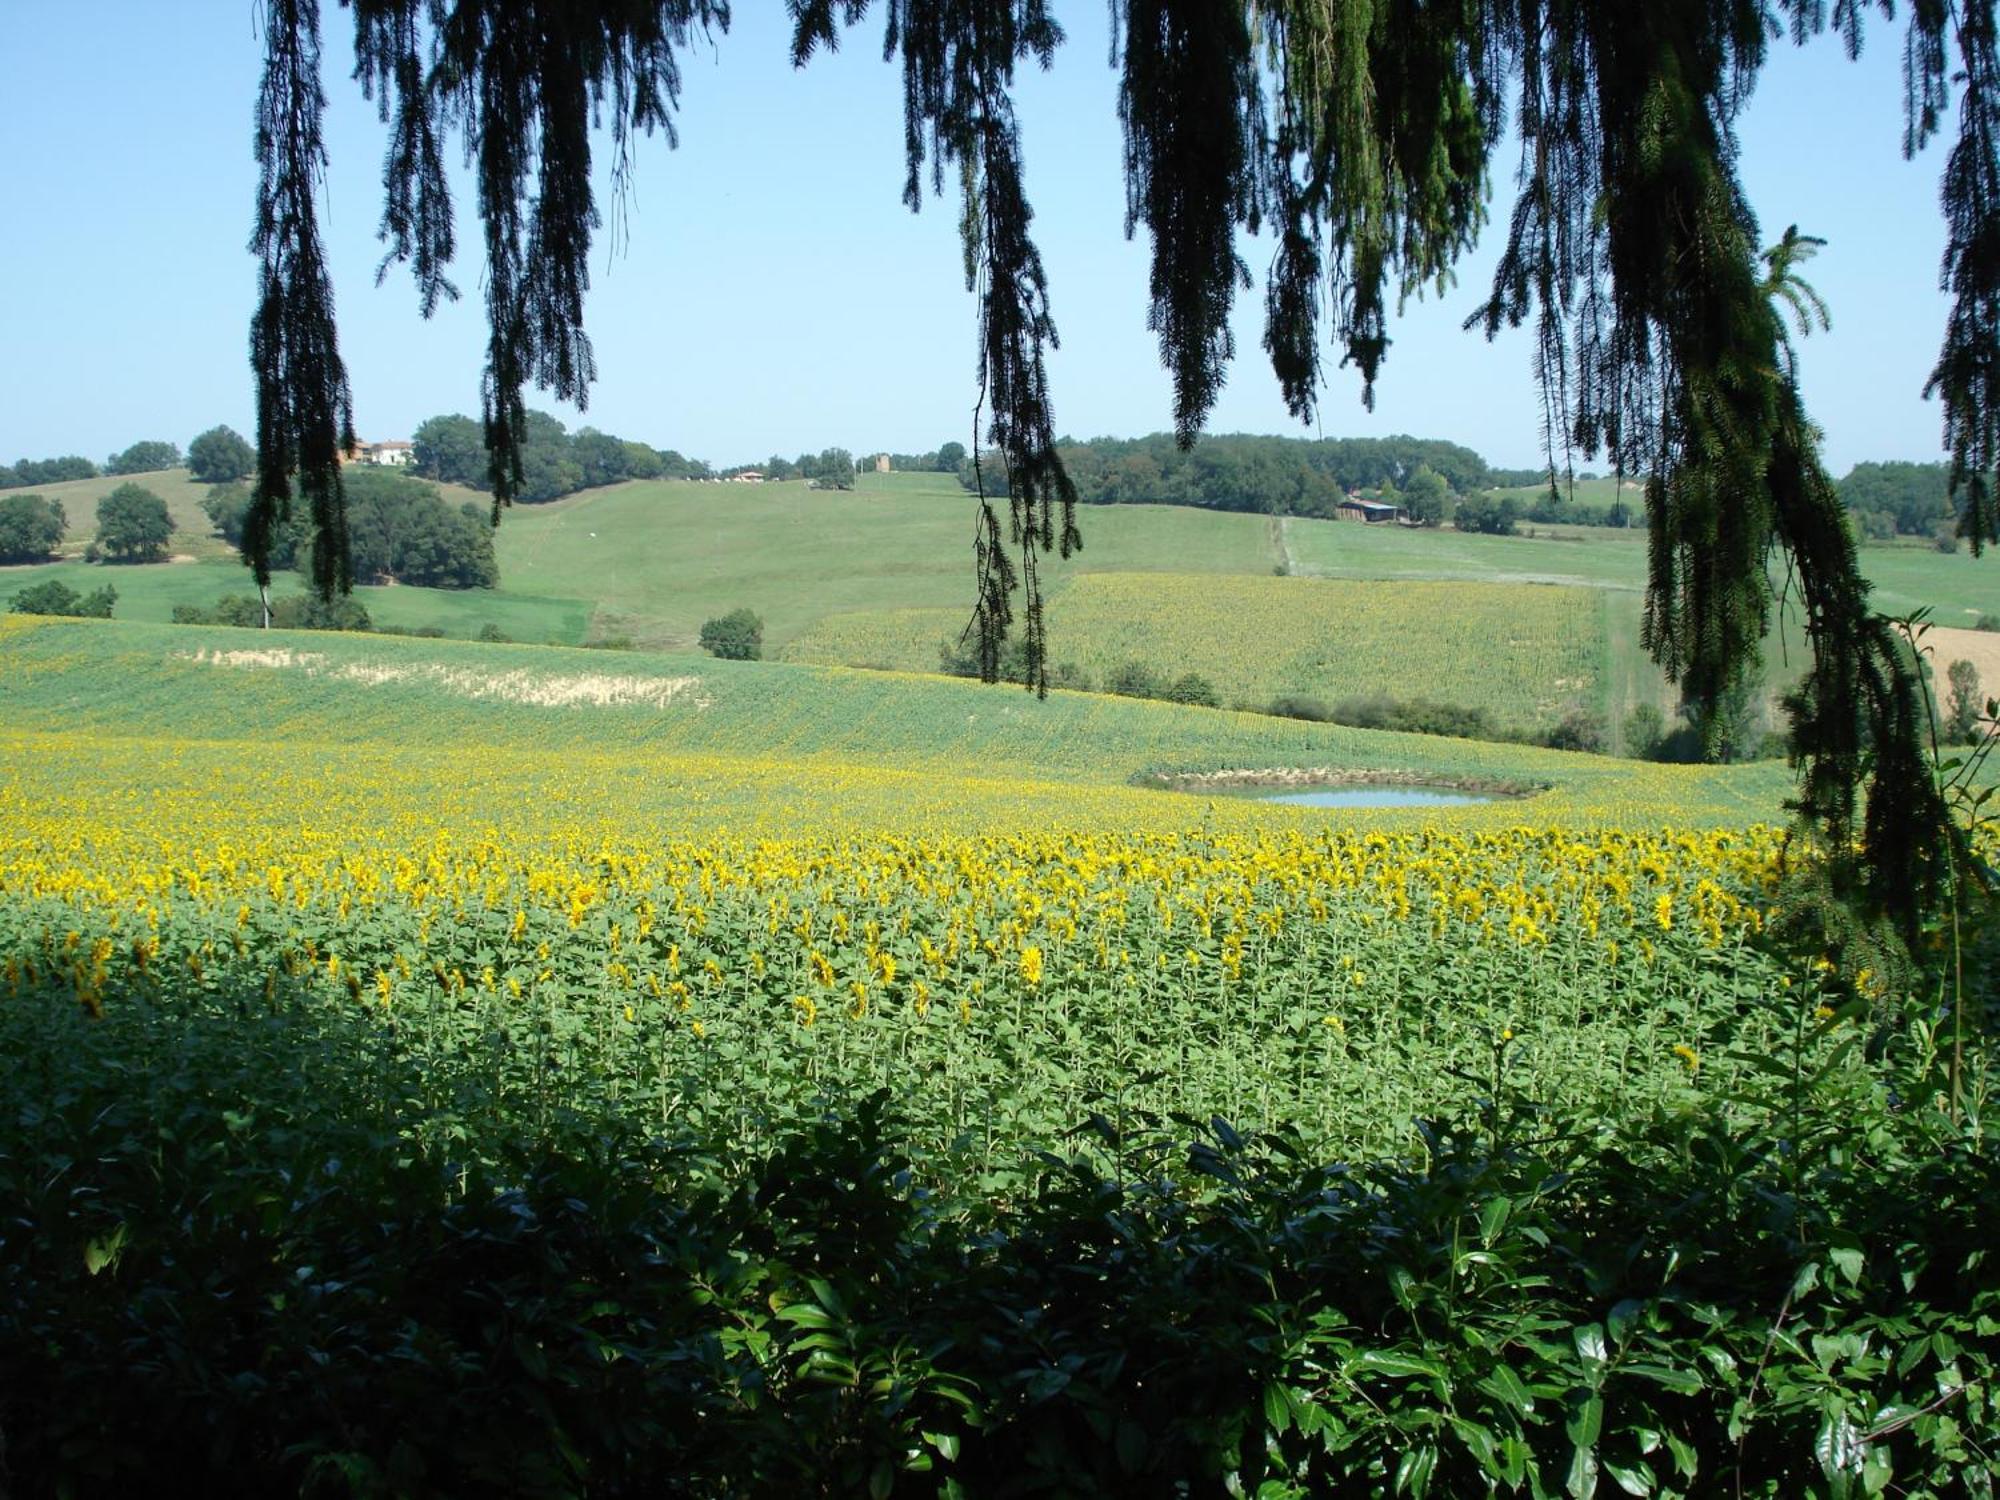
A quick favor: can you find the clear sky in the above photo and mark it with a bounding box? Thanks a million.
[0,3,1964,473]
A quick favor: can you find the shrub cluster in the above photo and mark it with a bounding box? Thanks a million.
[699,607,765,661]
[1269,692,1610,753]
[1,968,1993,1497]
[937,640,1220,707]
[204,469,498,589]
[7,578,116,618]
[172,593,373,632]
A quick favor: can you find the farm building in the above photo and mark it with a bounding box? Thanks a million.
[339,439,415,467]
[1335,497,1402,523]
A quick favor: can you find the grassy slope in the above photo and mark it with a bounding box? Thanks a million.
[12,468,235,561]
[492,473,1279,649]
[5,469,1982,734]
[785,573,1607,731]
[0,556,592,645]
[0,615,1791,831]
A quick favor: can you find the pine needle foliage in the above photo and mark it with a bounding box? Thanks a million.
[246,0,1998,940]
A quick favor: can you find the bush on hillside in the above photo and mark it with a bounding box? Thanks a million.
[1106,660,1164,699]
[1164,671,1221,708]
[9,579,115,618]
[171,593,371,632]
[1623,702,1667,758]
[699,608,764,661]
[1542,708,1607,753]
[1331,693,1499,741]
[1267,693,1333,722]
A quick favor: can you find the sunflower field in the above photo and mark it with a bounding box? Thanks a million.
[1,620,1995,1497]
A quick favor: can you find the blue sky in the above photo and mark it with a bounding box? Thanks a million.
[0,3,1964,473]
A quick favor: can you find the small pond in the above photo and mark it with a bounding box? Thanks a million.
[1258,786,1500,808]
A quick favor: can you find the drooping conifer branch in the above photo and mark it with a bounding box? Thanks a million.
[1116,0,1263,445]
[796,0,1079,693]
[1916,1,2000,552]
[251,0,354,597]
[248,0,1996,940]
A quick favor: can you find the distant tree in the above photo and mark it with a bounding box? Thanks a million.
[176,594,262,627]
[0,493,66,563]
[201,480,310,571]
[200,480,250,539]
[1452,493,1521,536]
[765,456,797,481]
[698,608,763,661]
[1543,708,1606,753]
[272,592,372,631]
[654,448,708,480]
[10,456,98,486]
[107,440,182,475]
[186,425,256,484]
[411,414,489,487]
[307,469,498,589]
[94,484,174,562]
[619,440,666,481]
[0,465,17,490]
[1165,671,1221,707]
[935,440,967,473]
[517,444,584,504]
[1676,665,1763,763]
[799,448,857,490]
[1945,659,1986,744]
[1623,702,1667,759]
[1106,660,1163,699]
[571,428,632,490]
[9,579,115,618]
[1401,464,1449,527]
[1837,460,1955,538]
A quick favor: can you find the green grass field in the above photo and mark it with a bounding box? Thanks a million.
[785,573,1607,731]
[492,473,1280,650]
[0,615,1792,827]
[6,467,1986,745]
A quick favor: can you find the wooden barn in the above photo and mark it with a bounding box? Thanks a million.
[1336,496,1402,523]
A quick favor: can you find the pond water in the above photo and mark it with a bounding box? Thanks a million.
[1258,786,1499,808]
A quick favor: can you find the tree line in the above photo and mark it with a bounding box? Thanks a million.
[204,469,497,590]
[410,411,710,501]
[0,427,261,490]
[965,433,1496,518]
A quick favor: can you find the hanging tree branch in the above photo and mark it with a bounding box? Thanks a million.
[248,0,1997,945]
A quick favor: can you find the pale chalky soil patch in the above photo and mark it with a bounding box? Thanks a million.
[1926,627,2000,718]
[181,647,709,710]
